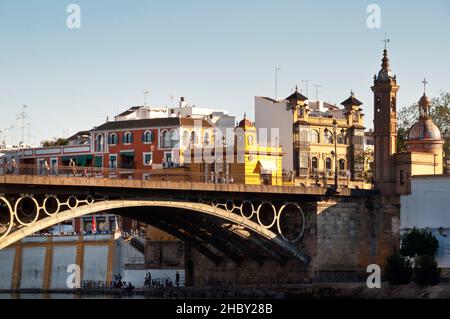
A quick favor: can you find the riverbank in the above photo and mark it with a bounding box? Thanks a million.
[2,282,450,299]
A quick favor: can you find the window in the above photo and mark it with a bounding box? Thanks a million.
[311,157,318,171]
[123,132,133,144]
[109,154,117,169]
[204,132,210,145]
[182,131,189,147]
[400,170,405,185]
[325,158,332,170]
[309,130,319,143]
[142,131,154,143]
[96,134,104,152]
[324,130,334,144]
[170,129,179,147]
[143,152,153,166]
[339,159,345,171]
[109,133,117,145]
[159,130,172,148]
[337,131,346,144]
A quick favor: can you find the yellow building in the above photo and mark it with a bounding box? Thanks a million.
[255,88,371,189]
[395,89,444,194]
[230,115,283,185]
[290,89,369,188]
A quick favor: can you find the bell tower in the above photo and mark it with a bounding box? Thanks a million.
[371,44,399,194]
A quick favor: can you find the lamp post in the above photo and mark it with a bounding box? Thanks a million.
[332,119,339,191]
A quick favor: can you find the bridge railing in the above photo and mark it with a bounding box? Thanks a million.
[0,163,367,187]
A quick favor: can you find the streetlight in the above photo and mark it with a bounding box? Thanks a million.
[332,119,339,192]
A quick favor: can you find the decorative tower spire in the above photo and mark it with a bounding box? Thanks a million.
[377,34,394,81]
[419,78,431,118]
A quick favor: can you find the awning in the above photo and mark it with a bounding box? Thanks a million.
[76,155,93,166]
[94,156,103,168]
[255,160,278,174]
[120,151,135,157]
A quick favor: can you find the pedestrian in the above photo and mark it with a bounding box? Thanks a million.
[69,158,77,176]
[44,160,50,176]
[11,158,17,174]
[175,271,180,287]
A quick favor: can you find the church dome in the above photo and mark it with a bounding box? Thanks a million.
[408,117,441,140]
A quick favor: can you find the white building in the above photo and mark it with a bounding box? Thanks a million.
[400,175,450,269]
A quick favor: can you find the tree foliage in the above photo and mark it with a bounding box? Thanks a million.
[400,228,439,258]
[41,138,69,147]
[384,253,413,285]
[413,255,441,286]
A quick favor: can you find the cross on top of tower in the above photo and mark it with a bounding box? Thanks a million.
[422,78,428,93]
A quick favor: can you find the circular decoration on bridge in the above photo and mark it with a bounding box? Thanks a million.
[14,196,40,226]
[86,196,95,205]
[240,201,254,219]
[225,200,235,212]
[43,195,60,216]
[0,197,14,240]
[256,202,277,229]
[277,202,305,243]
[67,196,78,210]
[211,200,219,208]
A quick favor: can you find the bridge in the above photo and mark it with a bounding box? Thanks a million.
[0,168,386,286]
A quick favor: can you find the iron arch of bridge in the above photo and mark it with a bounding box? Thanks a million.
[0,198,310,266]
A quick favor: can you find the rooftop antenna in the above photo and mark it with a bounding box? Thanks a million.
[26,122,31,147]
[169,94,174,108]
[382,32,390,50]
[301,80,310,97]
[275,67,281,100]
[17,105,31,147]
[313,84,323,101]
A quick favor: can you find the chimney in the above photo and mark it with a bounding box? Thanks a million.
[179,97,187,108]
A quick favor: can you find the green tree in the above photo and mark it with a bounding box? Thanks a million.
[41,138,69,147]
[413,255,441,286]
[384,253,413,285]
[400,228,439,258]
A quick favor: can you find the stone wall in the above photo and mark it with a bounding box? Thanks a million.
[189,195,400,286]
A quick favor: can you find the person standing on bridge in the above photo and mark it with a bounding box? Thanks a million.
[11,157,17,175]
[69,158,77,176]
[175,271,180,287]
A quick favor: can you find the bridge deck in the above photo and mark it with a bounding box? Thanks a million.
[0,175,375,197]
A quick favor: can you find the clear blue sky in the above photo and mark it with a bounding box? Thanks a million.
[0,0,449,145]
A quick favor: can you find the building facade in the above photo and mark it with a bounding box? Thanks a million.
[255,89,368,188]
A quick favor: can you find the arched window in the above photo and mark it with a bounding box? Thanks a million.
[324,130,334,144]
[182,131,189,147]
[203,132,210,145]
[339,159,345,171]
[161,130,170,148]
[96,134,104,152]
[325,157,332,170]
[123,132,133,144]
[337,131,346,144]
[309,130,319,143]
[170,129,179,147]
[143,130,154,143]
[311,157,318,172]
[109,133,117,145]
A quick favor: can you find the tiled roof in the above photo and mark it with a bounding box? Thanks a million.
[92,117,213,131]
